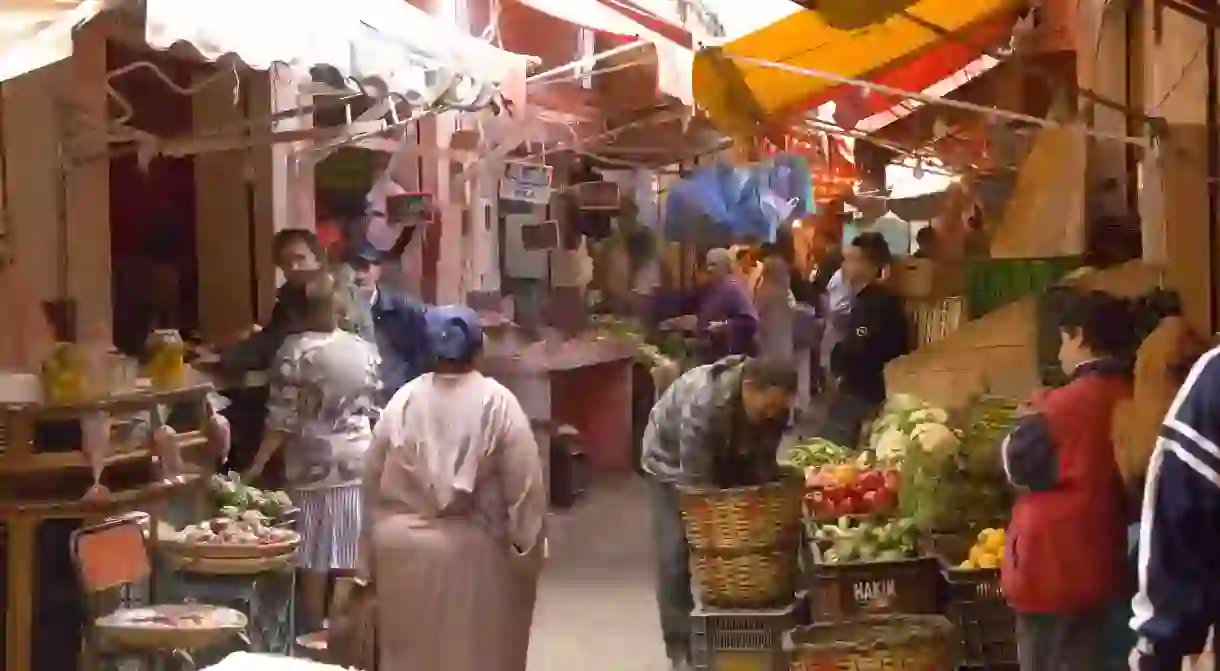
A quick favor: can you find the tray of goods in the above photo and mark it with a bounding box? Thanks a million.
[163,510,300,559]
[805,517,940,622]
[932,528,1017,668]
[95,603,248,650]
[784,614,957,671]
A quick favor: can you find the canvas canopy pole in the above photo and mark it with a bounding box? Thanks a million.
[728,55,1151,148]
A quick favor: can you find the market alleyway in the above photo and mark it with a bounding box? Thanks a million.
[528,475,671,671]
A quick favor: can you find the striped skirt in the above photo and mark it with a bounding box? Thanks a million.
[294,484,362,572]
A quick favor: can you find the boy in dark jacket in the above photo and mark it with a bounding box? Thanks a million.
[822,232,910,446]
[1001,291,1136,670]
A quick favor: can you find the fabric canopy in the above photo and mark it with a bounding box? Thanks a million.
[0,0,102,83]
[512,0,694,104]
[692,0,1020,141]
[1,0,530,110]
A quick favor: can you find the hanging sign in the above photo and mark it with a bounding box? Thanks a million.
[499,160,553,205]
[386,191,435,224]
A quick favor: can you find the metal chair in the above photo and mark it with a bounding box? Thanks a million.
[71,515,250,670]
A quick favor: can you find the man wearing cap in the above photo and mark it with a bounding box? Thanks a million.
[349,244,433,402]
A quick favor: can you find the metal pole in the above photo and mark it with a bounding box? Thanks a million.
[727,55,1152,148]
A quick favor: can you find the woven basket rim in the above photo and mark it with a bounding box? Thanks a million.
[784,614,955,653]
[690,541,801,558]
[676,478,802,496]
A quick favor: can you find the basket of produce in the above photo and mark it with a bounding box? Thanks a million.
[784,614,957,671]
[162,510,300,560]
[95,604,248,651]
[678,479,803,551]
[933,527,1017,668]
[874,395,1016,533]
[806,517,940,621]
[689,543,801,609]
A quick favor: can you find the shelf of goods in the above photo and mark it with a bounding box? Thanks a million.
[0,382,214,671]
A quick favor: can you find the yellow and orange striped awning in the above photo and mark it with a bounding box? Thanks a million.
[692,0,1020,142]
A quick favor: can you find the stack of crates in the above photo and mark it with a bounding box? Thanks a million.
[690,594,808,671]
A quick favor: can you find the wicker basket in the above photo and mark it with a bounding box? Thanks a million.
[679,480,803,551]
[785,615,957,670]
[692,544,800,609]
[95,604,248,651]
[160,536,300,559]
[163,551,296,576]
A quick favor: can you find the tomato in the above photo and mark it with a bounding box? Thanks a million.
[883,470,902,493]
[857,470,887,492]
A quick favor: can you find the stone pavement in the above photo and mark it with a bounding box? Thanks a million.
[528,475,672,671]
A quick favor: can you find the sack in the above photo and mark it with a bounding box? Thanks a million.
[328,577,377,670]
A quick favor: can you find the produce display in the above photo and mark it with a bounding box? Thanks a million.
[208,472,294,520]
[957,528,1006,570]
[810,517,921,564]
[803,463,901,519]
[868,394,960,463]
[889,395,1019,532]
[178,512,298,546]
[784,437,855,469]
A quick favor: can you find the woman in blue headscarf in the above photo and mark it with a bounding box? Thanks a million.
[359,306,548,671]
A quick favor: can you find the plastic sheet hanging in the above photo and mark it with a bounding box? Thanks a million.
[663,155,812,246]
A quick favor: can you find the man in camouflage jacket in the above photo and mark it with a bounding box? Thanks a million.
[640,355,797,670]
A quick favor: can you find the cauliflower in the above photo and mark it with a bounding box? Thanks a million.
[909,407,950,424]
[910,422,961,454]
[876,428,913,461]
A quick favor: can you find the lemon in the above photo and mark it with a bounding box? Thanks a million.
[985,529,1006,552]
[969,545,986,565]
[959,559,975,569]
[976,552,999,569]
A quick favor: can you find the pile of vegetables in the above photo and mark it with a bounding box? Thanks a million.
[867,394,961,463]
[784,437,855,470]
[810,517,921,564]
[208,472,294,521]
[896,395,1020,532]
[804,462,901,519]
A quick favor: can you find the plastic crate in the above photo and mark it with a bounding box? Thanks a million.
[805,545,941,622]
[965,257,1082,319]
[932,535,1017,668]
[691,595,807,671]
[906,296,967,349]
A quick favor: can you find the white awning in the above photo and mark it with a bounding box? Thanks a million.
[0,1,102,83]
[513,0,693,104]
[1,0,530,109]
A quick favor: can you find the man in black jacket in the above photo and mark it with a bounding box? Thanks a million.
[822,232,910,446]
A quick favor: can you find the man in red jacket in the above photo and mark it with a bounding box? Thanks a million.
[1000,290,1136,670]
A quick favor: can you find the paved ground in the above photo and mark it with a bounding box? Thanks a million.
[528,475,672,671]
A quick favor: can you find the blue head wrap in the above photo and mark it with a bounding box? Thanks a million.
[425,305,484,362]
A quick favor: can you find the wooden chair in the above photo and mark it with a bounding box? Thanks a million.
[71,516,251,670]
